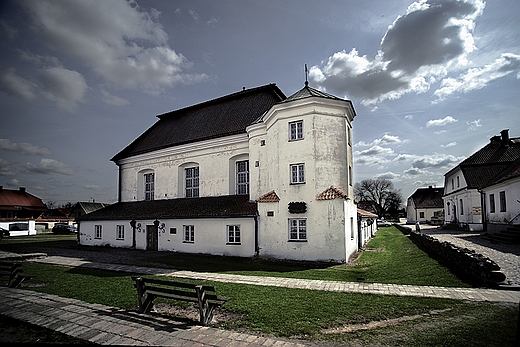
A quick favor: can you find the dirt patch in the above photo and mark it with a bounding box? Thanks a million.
[321,308,452,334]
[151,302,245,326]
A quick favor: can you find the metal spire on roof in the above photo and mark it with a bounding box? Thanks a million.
[304,64,309,87]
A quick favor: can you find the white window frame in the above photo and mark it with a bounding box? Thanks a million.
[290,163,305,184]
[289,120,303,141]
[227,225,241,244]
[489,194,495,213]
[183,225,195,243]
[288,218,307,241]
[236,160,249,195]
[144,173,154,201]
[499,191,506,212]
[94,225,102,239]
[185,167,199,198]
[116,225,124,240]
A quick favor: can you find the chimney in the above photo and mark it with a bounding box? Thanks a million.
[19,187,26,193]
[501,129,510,147]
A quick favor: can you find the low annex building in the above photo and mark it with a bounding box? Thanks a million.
[77,83,359,262]
[406,186,444,225]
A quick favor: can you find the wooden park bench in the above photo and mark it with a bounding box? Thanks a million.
[131,276,229,326]
[0,261,33,288]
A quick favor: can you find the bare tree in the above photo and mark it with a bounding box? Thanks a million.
[354,178,403,218]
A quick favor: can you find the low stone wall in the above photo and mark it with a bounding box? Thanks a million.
[394,224,506,288]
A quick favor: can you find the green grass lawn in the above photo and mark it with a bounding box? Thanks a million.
[1,227,518,346]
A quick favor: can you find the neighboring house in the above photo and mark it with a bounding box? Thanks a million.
[443,129,520,231]
[357,208,377,249]
[0,186,49,236]
[480,157,520,235]
[406,186,444,225]
[77,82,359,262]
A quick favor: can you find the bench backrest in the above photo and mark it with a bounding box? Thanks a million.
[132,276,219,301]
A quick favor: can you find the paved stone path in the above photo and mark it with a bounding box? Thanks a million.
[1,240,519,345]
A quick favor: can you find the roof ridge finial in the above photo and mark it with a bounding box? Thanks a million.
[304,64,309,87]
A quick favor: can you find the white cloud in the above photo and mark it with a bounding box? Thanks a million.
[101,90,130,106]
[38,67,87,112]
[355,133,408,147]
[441,142,457,148]
[426,115,458,127]
[410,153,463,169]
[467,119,482,130]
[84,185,102,191]
[375,171,400,180]
[310,0,489,105]
[403,167,425,176]
[434,53,520,101]
[434,130,448,135]
[0,158,15,176]
[0,68,37,101]
[25,158,74,175]
[20,0,208,94]
[0,139,51,156]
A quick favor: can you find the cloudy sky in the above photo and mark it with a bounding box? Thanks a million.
[0,0,519,206]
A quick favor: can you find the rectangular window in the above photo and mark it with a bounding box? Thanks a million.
[499,191,506,212]
[289,120,303,141]
[457,176,460,187]
[290,163,305,184]
[419,212,425,218]
[451,179,454,190]
[94,225,102,239]
[489,194,495,213]
[288,219,307,241]
[170,227,177,234]
[348,166,352,186]
[236,160,249,195]
[183,225,194,243]
[460,199,464,215]
[227,225,241,244]
[144,173,154,201]
[185,167,199,198]
[116,225,124,240]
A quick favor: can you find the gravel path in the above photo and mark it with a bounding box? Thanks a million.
[419,226,520,286]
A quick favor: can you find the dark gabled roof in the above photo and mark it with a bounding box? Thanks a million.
[0,187,47,212]
[282,83,344,103]
[77,202,111,214]
[482,157,520,188]
[409,187,444,209]
[455,132,520,188]
[112,84,286,162]
[76,195,257,221]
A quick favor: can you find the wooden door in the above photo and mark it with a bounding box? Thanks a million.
[146,225,158,251]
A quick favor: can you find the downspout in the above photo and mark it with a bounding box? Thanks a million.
[117,164,122,203]
[478,189,487,232]
[254,212,260,258]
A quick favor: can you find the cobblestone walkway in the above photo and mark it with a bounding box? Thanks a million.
[419,226,520,286]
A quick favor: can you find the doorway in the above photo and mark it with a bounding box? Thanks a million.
[146,225,158,251]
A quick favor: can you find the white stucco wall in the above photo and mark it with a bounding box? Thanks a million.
[482,177,520,232]
[79,217,256,257]
[0,220,36,236]
[116,134,249,202]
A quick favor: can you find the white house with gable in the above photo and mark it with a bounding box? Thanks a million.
[77,82,359,262]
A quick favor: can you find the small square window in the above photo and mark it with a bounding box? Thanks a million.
[170,227,177,234]
[288,219,307,241]
[183,225,194,243]
[116,225,124,240]
[227,225,241,244]
[289,121,303,141]
[94,225,102,239]
[290,164,305,184]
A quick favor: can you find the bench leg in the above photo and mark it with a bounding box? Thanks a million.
[196,286,218,326]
